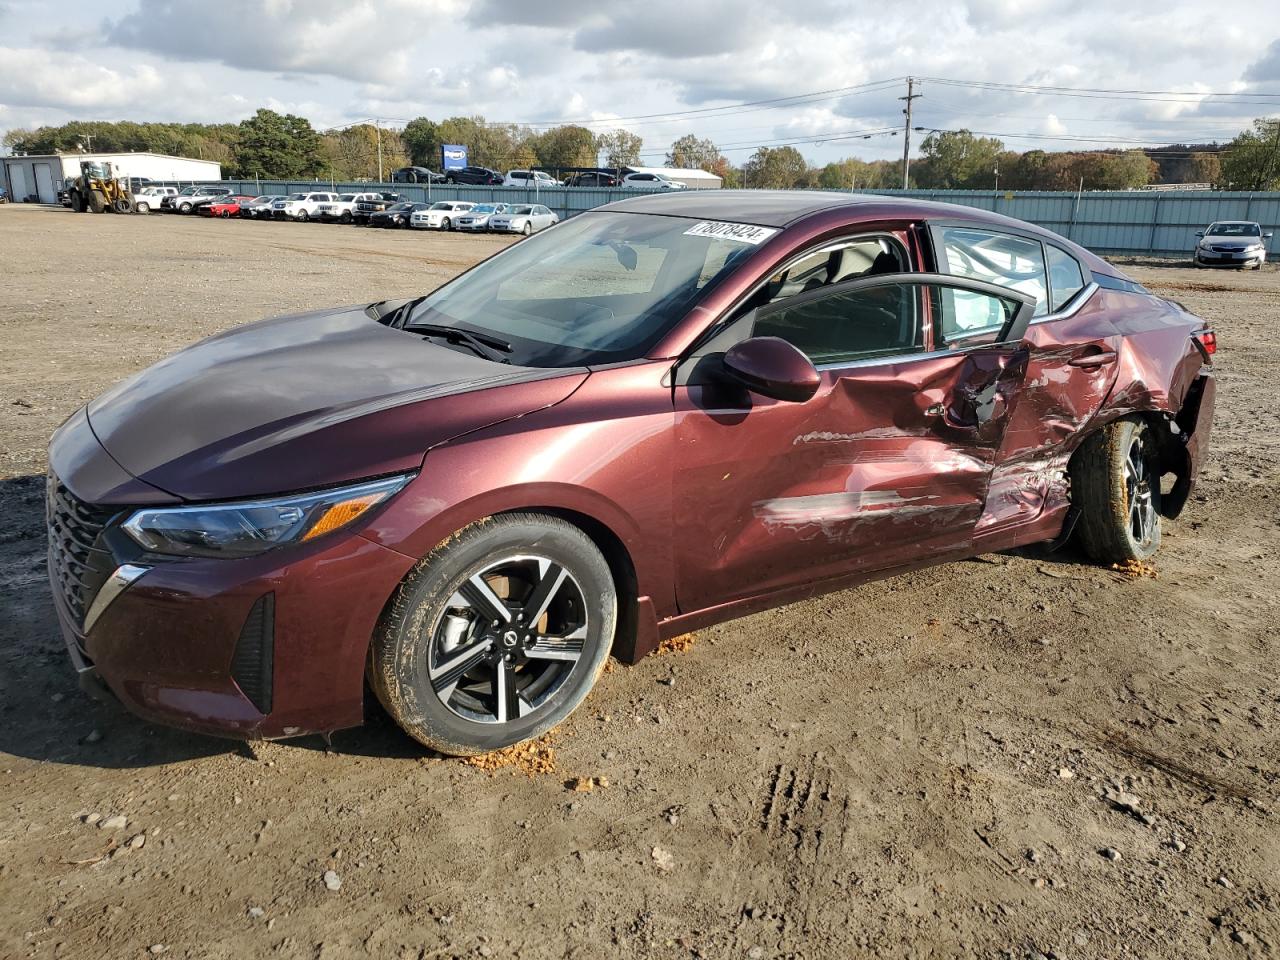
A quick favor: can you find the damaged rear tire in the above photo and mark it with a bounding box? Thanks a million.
[1071,417,1162,564]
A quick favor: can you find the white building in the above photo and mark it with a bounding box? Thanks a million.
[2,152,223,204]
[624,166,723,189]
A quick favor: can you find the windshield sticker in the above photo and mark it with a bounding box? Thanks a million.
[683,221,778,245]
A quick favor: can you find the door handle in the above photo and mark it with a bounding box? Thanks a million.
[1068,349,1117,368]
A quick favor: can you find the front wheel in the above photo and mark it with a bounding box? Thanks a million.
[340,211,352,224]
[522,221,533,236]
[135,201,150,214]
[1071,417,1162,564]
[441,217,451,231]
[368,514,617,755]
[297,209,309,222]
[178,202,192,214]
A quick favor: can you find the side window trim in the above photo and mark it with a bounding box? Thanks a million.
[756,271,1035,360]
[675,230,915,372]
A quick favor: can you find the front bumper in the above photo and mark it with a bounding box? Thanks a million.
[47,414,418,739]
[49,530,414,739]
[1195,248,1266,266]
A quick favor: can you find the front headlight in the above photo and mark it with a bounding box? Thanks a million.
[121,474,413,558]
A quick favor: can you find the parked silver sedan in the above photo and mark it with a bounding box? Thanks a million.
[488,204,559,235]
[454,203,509,232]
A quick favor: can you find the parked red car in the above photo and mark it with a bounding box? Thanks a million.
[48,191,1215,754]
[200,195,257,218]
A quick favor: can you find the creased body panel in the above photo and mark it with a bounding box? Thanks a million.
[978,292,1121,536]
[673,347,1028,613]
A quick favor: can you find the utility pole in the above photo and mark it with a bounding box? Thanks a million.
[994,158,1000,193]
[375,119,384,183]
[899,77,921,190]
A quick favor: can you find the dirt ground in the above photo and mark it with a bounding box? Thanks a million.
[1,203,1277,960]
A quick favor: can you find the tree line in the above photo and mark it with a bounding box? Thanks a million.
[4,109,1277,191]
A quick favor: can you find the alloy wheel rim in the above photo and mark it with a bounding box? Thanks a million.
[427,554,588,725]
[1123,434,1158,548]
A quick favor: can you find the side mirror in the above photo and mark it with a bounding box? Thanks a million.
[1265,233,1274,240]
[722,337,820,403]
[1194,231,1204,238]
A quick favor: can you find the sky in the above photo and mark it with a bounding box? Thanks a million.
[1,0,1278,166]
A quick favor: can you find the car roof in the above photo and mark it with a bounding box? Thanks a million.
[596,189,1118,275]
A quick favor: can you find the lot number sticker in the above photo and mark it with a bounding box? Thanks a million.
[684,221,778,245]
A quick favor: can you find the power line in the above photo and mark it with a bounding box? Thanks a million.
[918,76,1280,105]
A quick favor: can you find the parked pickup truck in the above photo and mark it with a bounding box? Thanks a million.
[315,192,380,224]
[271,192,340,221]
[353,192,402,224]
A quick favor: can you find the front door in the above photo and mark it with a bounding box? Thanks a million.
[672,275,1036,613]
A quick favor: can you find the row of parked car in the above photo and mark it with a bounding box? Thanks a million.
[125,185,560,233]
[390,165,687,190]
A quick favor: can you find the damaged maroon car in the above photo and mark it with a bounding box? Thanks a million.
[47,191,1216,754]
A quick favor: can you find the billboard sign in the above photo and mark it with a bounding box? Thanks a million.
[441,145,468,171]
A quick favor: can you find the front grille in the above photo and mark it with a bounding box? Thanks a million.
[1211,245,1244,253]
[46,475,119,629]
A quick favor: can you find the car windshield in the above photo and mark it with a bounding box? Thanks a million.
[398,211,760,367]
[429,202,454,210]
[1207,223,1261,237]
[387,203,413,211]
[286,193,305,200]
[512,206,535,215]
[471,204,498,214]
[339,194,356,201]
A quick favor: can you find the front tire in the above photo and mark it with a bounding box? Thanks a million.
[135,201,150,214]
[1071,417,1162,564]
[178,202,192,214]
[368,514,617,755]
[297,209,309,222]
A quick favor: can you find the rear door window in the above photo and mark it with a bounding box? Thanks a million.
[935,226,1049,317]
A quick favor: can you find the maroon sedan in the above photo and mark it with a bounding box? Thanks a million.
[47,191,1216,754]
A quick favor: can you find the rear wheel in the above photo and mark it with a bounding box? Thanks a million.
[1071,417,1162,564]
[368,514,616,755]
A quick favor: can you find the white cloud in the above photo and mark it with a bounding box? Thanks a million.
[0,0,1275,167]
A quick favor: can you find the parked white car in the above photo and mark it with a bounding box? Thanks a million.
[621,172,686,190]
[315,192,380,223]
[133,186,177,214]
[271,192,339,221]
[503,170,558,189]
[454,203,510,232]
[410,201,475,230]
[488,204,559,235]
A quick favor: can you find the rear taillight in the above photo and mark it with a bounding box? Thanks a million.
[1195,330,1217,357]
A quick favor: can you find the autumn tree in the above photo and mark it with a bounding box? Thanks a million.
[1221,117,1280,190]
[528,125,598,169]
[597,129,643,168]
[741,146,810,188]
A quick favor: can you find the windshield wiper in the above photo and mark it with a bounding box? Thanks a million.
[406,322,513,363]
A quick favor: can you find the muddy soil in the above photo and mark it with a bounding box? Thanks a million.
[1,204,1277,960]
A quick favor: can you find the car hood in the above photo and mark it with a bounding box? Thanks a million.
[87,306,588,501]
[1204,238,1258,247]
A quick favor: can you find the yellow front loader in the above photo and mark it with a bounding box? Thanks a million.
[67,160,136,213]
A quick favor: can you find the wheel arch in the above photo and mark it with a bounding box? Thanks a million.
[505,506,655,664]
